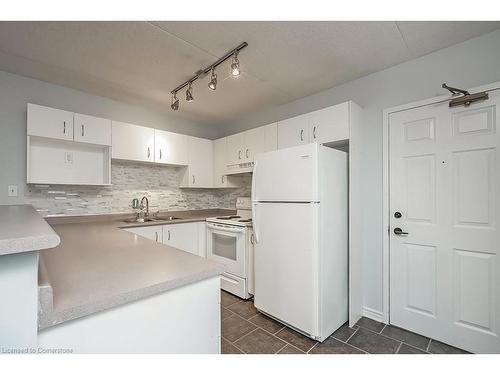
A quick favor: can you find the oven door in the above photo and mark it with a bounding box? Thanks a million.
[206,222,246,278]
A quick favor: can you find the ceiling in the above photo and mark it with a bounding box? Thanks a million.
[0,21,498,125]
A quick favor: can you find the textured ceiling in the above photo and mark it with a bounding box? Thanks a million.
[0,21,498,125]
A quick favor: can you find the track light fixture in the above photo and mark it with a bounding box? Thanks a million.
[231,51,240,77]
[208,67,217,91]
[186,82,194,102]
[171,92,179,110]
[169,42,248,111]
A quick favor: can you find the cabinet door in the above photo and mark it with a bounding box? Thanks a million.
[310,102,350,144]
[124,225,162,243]
[277,113,309,149]
[186,136,213,187]
[27,103,74,141]
[73,113,112,146]
[226,132,245,165]
[163,223,199,256]
[263,122,278,152]
[243,126,265,162]
[112,121,155,162]
[154,129,188,165]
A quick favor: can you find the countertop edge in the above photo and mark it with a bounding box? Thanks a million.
[39,265,224,331]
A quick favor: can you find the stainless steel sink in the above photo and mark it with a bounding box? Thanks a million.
[152,216,182,221]
[122,218,156,224]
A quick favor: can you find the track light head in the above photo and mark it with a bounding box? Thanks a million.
[231,51,240,77]
[171,92,179,111]
[208,67,217,91]
[186,82,194,102]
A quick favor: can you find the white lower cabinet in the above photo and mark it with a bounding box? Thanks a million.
[124,225,162,243]
[163,222,200,256]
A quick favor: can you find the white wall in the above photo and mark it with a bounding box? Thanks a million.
[217,30,500,315]
[0,70,219,206]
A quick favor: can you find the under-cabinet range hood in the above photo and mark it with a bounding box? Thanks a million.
[225,161,254,175]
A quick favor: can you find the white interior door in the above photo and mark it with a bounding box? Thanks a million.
[389,89,500,353]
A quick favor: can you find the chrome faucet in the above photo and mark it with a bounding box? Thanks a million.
[140,196,149,218]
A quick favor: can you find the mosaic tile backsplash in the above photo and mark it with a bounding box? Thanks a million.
[25,160,251,217]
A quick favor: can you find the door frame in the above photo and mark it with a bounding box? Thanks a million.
[381,80,500,324]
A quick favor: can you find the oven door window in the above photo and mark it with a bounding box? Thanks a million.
[212,232,237,261]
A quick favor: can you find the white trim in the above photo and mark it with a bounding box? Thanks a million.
[381,80,500,327]
[362,306,385,323]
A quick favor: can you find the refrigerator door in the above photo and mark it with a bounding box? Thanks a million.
[252,143,318,202]
[253,202,319,337]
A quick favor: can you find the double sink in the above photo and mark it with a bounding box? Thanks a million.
[122,216,182,224]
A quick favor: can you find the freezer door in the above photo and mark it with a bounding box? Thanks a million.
[253,202,319,337]
[252,143,318,202]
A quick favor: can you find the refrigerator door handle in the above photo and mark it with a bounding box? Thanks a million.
[252,202,259,243]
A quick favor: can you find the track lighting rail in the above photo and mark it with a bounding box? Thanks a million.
[171,42,248,95]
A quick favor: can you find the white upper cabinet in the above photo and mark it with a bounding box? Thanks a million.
[181,136,213,188]
[263,122,278,152]
[226,132,245,165]
[27,103,74,141]
[73,113,112,146]
[154,129,188,165]
[213,137,239,188]
[277,113,310,149]
[309,102,350,144]
[243,126,266,163]
[112,121,155,163]
[277,101,353,149]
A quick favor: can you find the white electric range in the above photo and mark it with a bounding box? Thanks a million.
[206,197,254,299]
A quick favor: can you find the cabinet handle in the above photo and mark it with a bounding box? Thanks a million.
[221,175,225,184]
[238,150,242,160]
[246,148,249,158]
[250,233,254,245]
[155,232,158,242]
[81,124,85,137]
[313,126,316,139]
[63,121,66,134]
[300,129,304,141]
[168,230,171,241]
[192,175,195,184]
[147,147,151,159]
[159,149,162,159]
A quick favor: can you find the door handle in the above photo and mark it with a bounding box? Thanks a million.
[246,148,249,158]
[155,232,158,242]
[159,149,162,159]
[250,233,254,245]
[300,129,304,141]
[63,121,66,134]
[221,175,225,184]
[192,175,195,185]
[168,230,171,241]
[313,126,316,139]
[147,147,151,159]
[393,227,409,235]
[238,150,242,160]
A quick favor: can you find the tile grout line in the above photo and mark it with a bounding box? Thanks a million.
[395,341,403,354]
[426,339,432,353]
[231,326,260,352]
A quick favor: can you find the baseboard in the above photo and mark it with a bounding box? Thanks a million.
[362,306,386,323]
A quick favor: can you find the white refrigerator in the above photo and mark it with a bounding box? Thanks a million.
[252,143,348,342]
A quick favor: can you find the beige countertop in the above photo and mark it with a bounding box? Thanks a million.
[38,209,233,330]
[0,205,60,256]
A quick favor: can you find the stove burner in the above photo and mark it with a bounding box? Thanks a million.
[215,215,241,220]
[238,219,252,222]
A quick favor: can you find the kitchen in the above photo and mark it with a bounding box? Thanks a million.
[1,10,500,371]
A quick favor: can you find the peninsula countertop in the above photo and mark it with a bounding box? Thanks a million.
[38,209,233,330]
[0,204,60,256]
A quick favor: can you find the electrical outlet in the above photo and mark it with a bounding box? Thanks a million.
[8,185,18,197]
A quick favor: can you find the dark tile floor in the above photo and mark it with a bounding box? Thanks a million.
[220,291,470,354]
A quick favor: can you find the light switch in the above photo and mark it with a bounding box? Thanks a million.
[8,185,18,197]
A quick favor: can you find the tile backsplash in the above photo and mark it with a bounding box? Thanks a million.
[25,160,251,216]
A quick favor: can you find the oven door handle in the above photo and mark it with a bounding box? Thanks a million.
[206,223,246,233]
